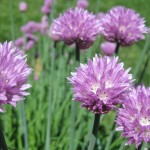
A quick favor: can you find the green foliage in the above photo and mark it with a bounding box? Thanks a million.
[0,0,150,149]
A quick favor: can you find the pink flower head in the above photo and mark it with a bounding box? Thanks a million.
[24,41,35,51]
[26,33,38,42]
[116,86,150,148]
[24,33,38,50]
[19,2,28,12]
[21,21,41,33]
[0,42,32,112]
[101,6,147,46]
[41,0,52,15]
[41,6,51,15]
[77,0,89,9]
[40,15,49,35]
[68,54,133,114]
[15,37,24,47]
[100,41,116,56]
[50,7,102,49]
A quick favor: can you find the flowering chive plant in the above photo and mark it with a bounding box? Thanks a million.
[49,7,102,49]
[116,86,150,148]
[0,42,32,112]
[101,6,147,46]
[68,54,133,114]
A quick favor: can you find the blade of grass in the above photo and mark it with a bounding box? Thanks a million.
[20,101,28,150]
[9,0,15,41]
[133,35,150,79]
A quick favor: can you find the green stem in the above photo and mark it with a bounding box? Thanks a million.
[137,144,142,150]
[0,127,7,150]
[75,43,80,62]
[88,114,101,150]
[45,43,55,150]
[115,42,120,55]
[9,0,15,41]
[133,35,150,78]
[69,43,80,150]
[20,102,28,150]
[137,52,149,85]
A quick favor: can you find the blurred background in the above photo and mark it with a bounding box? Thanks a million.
[0,0,150,149]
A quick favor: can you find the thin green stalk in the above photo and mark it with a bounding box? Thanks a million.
[104,131,115,150]
[45,43,55,150]
[96,0,101,13]
[9,0,15,41]
[69,43,80,150]
[75,44,80,62]
[88,114,101,150]
[20,102,28,150]
[115,42,120,55]
[45,3,54,150]
[67,0,71,8]
[141,143,148,150]
[0,127,7,150]
[133,35,150,78]
[136,51,150,84]
[137,144,142,150]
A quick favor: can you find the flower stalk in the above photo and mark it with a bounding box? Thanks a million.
[88,114,101,150]
[115,42,120,55]
[0,128,7,150]
[69,43,80,150]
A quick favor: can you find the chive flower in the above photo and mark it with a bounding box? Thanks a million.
[68,54,133,114]
[116,86,150,148]
[101,6,147,46]
[0,42,32,112]
[49,7,102,49]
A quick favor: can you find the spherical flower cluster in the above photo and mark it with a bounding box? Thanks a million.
[0,42,32,112]
[100,41,116,56]
[116,86,150,148]
[49,7,102,49]
[21,21,41,33]
[101,6,147,46]
[19,2,28,12]
[77,0,89,9]
[68,54,133,114]
[41,0,52,15]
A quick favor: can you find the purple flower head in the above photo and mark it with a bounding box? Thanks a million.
[15,37,24,47]
[23,33,38,50]
[0,42,32,112]
[25,33,38,43]
[44,0,52,7]
[19,2,28,12]
[68,54,133,114]
[116,86,150,148]
[25,41,35,51]
[77,0,89,9]
[41,0,52,15]
[100,41,116,56]
[40,15,49,35]
[41,6,51,15]
[101,6,147,46]
[49,7,102,49]
[21,21,41,33]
